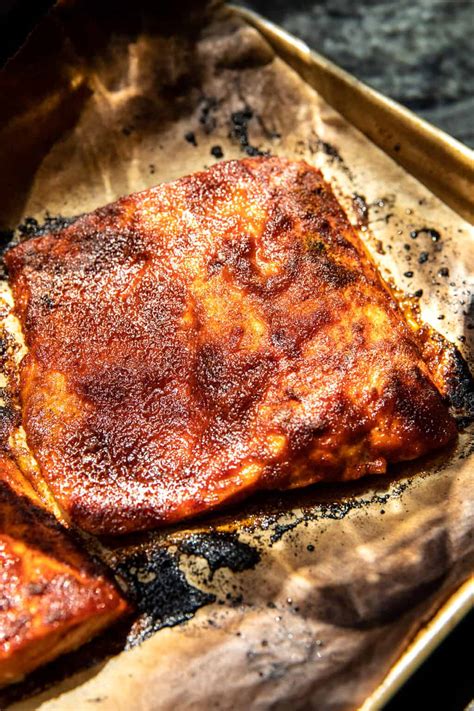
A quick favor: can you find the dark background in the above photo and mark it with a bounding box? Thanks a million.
[0,1,473,709]
[243,0,474,148]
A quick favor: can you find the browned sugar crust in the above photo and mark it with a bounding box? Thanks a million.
[5,157,457,534]
[0,458,128,687]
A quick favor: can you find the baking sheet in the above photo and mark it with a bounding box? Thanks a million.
[235,5,474,225]
[0,1,473,709]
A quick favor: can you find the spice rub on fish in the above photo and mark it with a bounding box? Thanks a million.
[5,157,457,535]
[0,457,127,687]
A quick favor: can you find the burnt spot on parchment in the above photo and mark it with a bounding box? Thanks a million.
[229,107,266,157]
[409,227,441,242]
[179,531,261,577]
[115,548,215,647]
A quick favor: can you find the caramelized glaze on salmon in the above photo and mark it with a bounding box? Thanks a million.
[5,158,457,534]
[0,457,128,687]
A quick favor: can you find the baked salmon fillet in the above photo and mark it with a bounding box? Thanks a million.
[5,157,456,535]
[0,457,128,687]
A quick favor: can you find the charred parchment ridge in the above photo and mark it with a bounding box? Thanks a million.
[268,483,409,543]
[444,347,474,427]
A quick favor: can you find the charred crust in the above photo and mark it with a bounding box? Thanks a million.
[4,157,460,534]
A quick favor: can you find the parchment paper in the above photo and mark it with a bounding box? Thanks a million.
[0,2,472,710]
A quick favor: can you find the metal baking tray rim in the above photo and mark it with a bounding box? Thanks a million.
[233,5,474,225]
